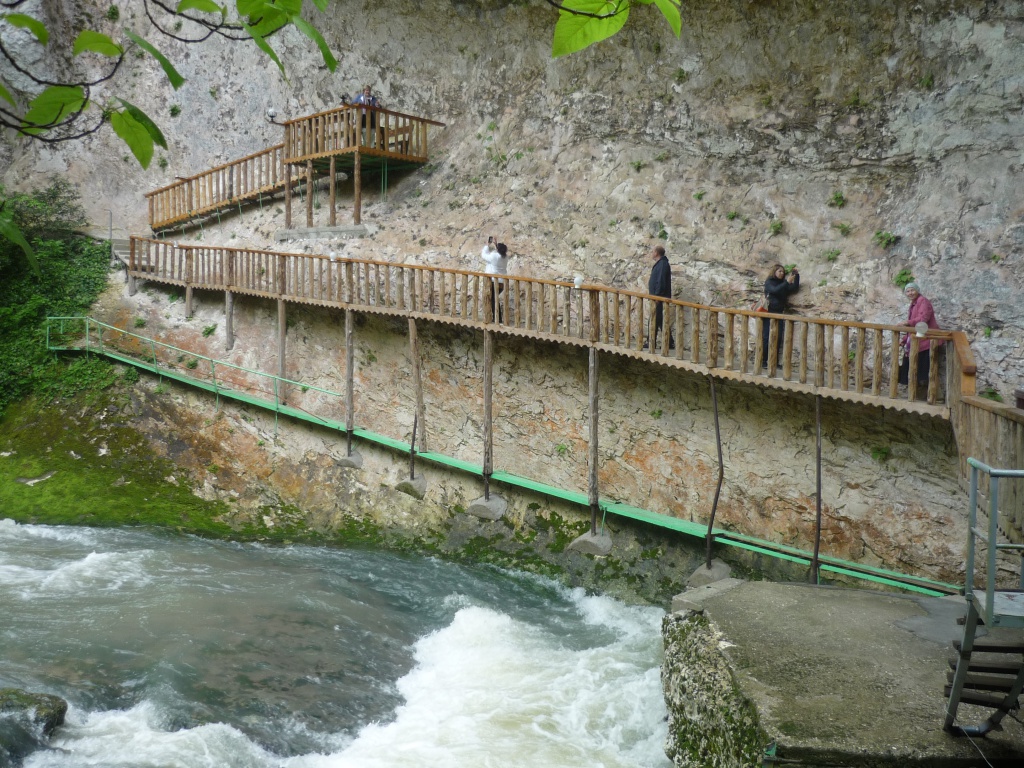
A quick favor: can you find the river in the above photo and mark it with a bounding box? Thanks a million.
[0,519,671,767]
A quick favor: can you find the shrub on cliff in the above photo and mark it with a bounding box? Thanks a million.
[0,178,111,412]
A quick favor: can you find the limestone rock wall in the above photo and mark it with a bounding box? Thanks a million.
[1,0,1022,400]
[4,0,1021,582]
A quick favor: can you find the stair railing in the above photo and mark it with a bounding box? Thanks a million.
[964,457,1024,626]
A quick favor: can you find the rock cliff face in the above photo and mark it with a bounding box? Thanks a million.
[2,0,1021,398]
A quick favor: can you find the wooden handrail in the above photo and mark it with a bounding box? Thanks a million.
[127,237,970,413]
[281,103,446,128]
[144,144,291,231]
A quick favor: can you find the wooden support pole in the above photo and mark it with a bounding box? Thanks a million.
[277,298,287,381]
[409,318,426,451]
[284,164,292,228]
[128,238,137,295]
[353,151,362,225]
[483,328,493,500]
[225,249,235,351]
[588,346,599,535]
[184,247,194,319]
[329,156,337,227]
[225,291,234,351]
[306,160,314,228]
[346,308,355,456]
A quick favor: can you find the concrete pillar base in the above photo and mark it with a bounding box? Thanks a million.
[467,495,506,520]
[396,474,426,499]
[337,451,363,469]
[567,530,613,556]
[686,558,733,589]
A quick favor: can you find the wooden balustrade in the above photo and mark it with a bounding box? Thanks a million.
[145,144,290,231]
[282,104,442,164]
[128,237,967,413]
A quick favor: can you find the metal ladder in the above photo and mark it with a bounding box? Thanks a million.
[944,458,1024,735]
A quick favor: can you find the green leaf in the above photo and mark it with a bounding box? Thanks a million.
[116,99,168,149]
[552,0,630,58]
[653,0,681,38]
[110,109,155,168]
[242,22,285,75]
[73,30,123,57]
[124,32,185,90]
[292,17,336,72]
[310,0,329,10]
[177,0,226,15]
[0,209,40,277]
[0,80,15,107]
[4,13,49,45]
[22,86,86,134]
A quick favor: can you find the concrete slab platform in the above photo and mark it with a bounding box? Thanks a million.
[680,581,1024,765]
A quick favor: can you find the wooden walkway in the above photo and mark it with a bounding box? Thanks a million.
[127,237,973,418]
[145,105,445,232]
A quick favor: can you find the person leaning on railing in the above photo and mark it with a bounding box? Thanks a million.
[352,84,381,139]
[898,281,943,387]
[761,263,799,368]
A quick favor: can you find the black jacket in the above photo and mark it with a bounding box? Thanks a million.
[764,273,799,313]
[648,256,672,298]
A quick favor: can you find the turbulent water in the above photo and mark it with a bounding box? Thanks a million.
[0,519,670,767]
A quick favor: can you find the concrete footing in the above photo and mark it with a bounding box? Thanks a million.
[567,529,613,556]
[336,451,363,469]
[395,474,426,499]
[467,495,506,520]
[686,558,732,588]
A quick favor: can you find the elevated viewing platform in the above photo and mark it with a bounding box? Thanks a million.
[144,105,444,232]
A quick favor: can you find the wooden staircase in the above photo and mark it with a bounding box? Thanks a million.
[944,459,1024,735]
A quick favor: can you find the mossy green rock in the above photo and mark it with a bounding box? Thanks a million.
[0,687,68,738]
[661,612,768,767]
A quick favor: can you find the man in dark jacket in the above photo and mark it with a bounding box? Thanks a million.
[647,245,672,349]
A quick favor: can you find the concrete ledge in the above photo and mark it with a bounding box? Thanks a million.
[567,529,613,556]
[663,582,1024,766]
[274,225,370,241]
[395,474,426,499]
[670,577,745,614]
[467,495,506,520]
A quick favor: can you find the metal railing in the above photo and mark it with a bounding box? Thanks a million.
[964,458,1024,627]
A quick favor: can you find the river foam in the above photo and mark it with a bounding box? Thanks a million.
[2,520,670,768]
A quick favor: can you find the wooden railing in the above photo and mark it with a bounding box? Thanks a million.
[144,144,291,231]
[128,238,969,413]
[282,104,443,165]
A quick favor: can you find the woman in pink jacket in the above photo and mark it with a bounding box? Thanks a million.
[898,282,943,386]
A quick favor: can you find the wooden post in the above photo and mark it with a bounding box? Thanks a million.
[184,247,194,318]
[353,151,362,225]
[346,308,355,456]
[908,336,921,401]
[409,318,426,451]
[225,250,235,350]
[329,156,337,227]
[588,346,599,535]
[284,163,292,228]
[483,328,493,499]
[128,238,137,295]
[306,159,314,228]
[225,292,234,351]
[277,298,287,381]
